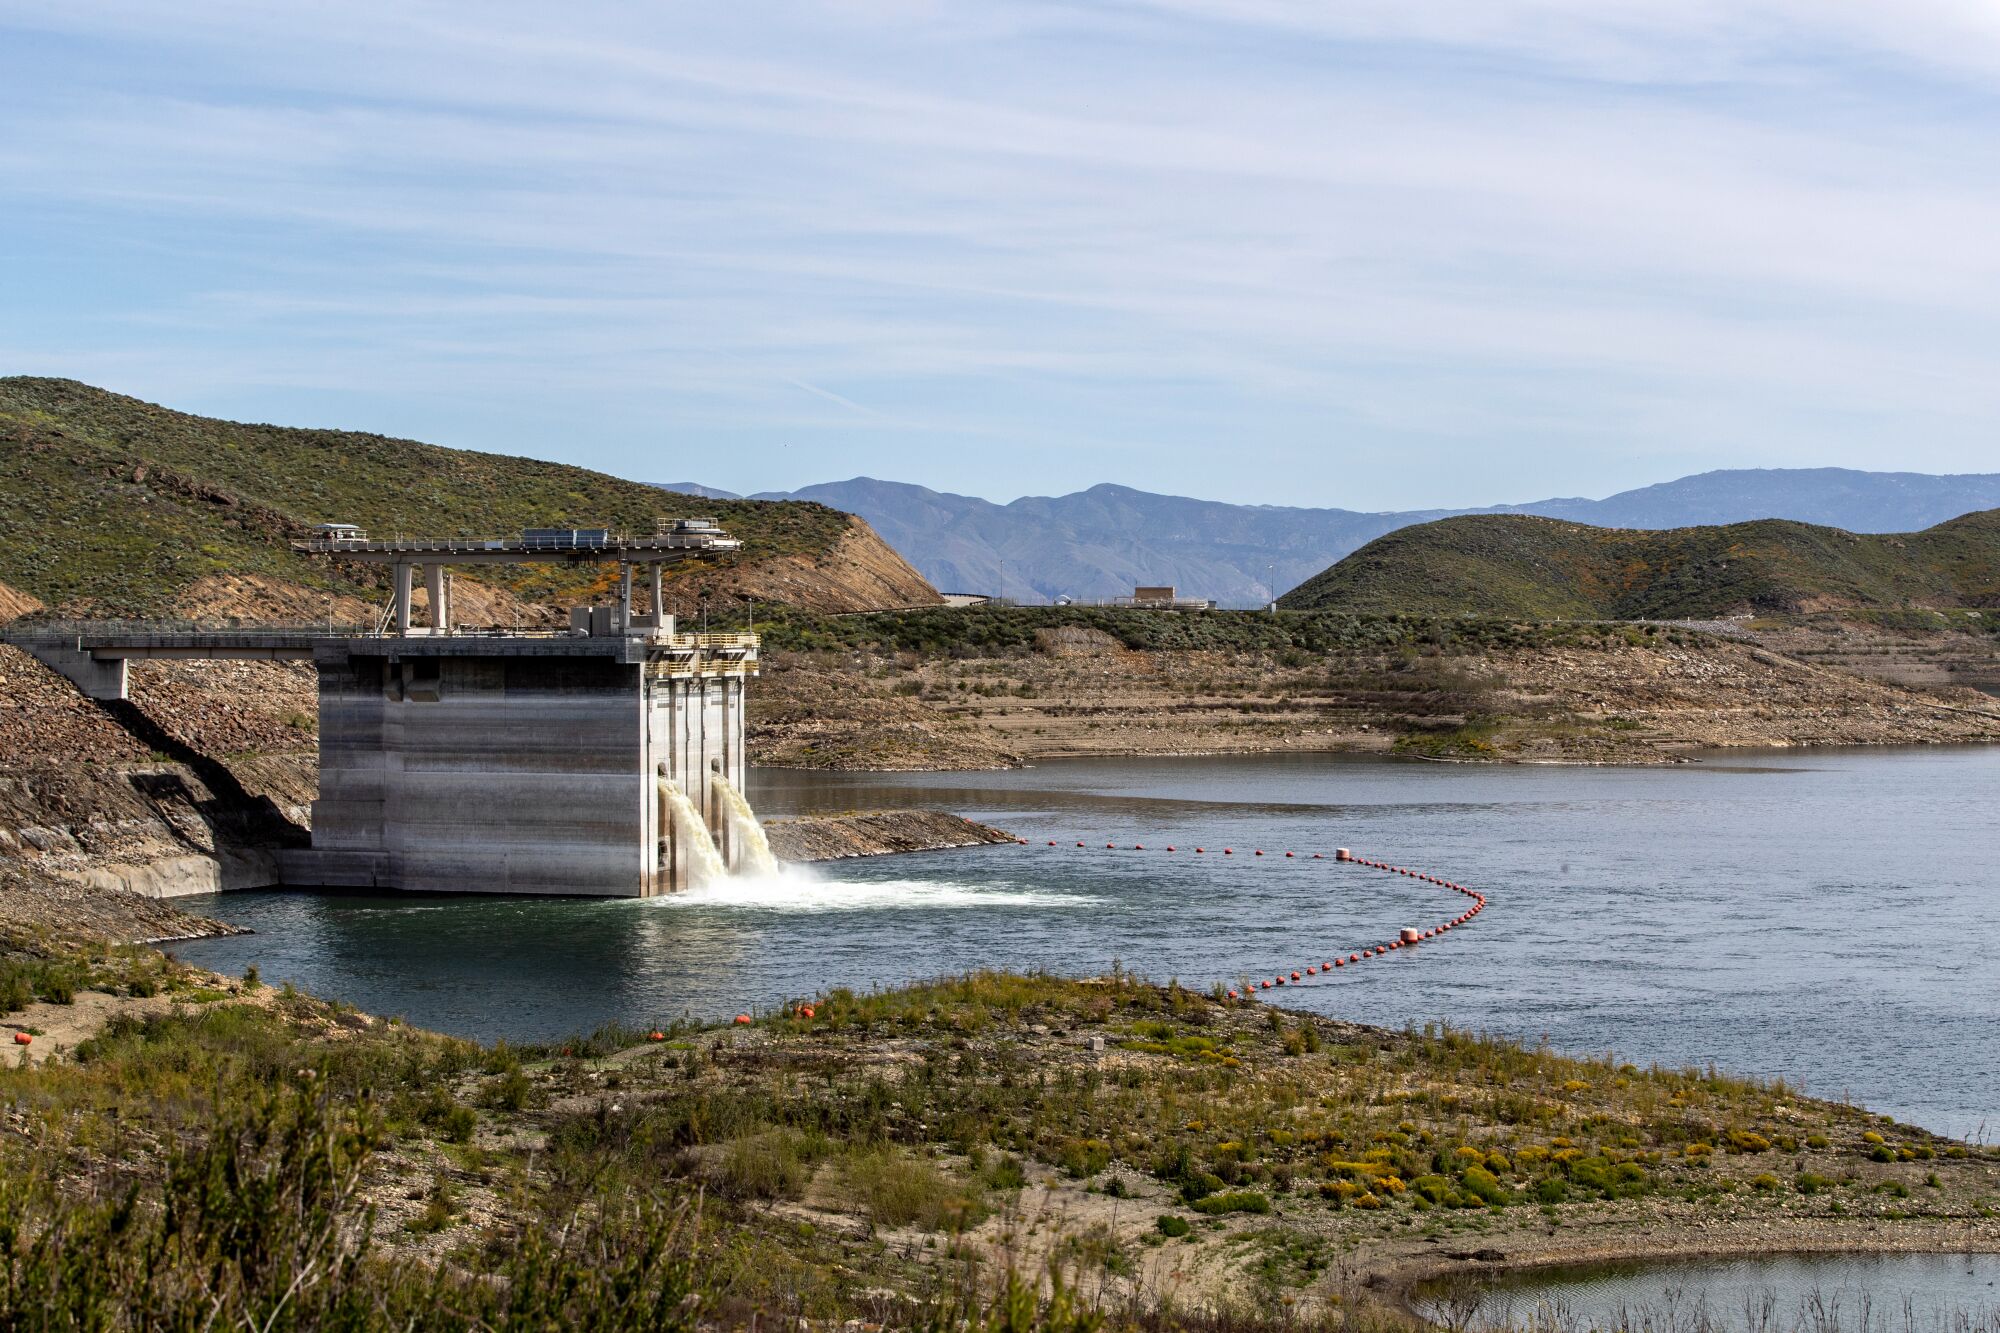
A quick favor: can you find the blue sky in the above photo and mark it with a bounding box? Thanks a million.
[5,2,2000,509]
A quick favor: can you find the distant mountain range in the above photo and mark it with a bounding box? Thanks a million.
[656,470,2000,608]
[1280,510,2000,620]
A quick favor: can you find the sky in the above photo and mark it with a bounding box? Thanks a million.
[5,2,2000,510]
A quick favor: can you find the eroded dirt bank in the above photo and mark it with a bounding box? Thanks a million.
[0,646,311,937]
[749,627,2000,769]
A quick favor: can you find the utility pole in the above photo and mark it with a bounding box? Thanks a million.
[1267,563,1277,615]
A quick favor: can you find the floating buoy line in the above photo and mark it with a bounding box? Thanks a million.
[749,838,1487,1025]
[1023,838,1486,1001]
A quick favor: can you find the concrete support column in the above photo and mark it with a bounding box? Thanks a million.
[618,563,634,630]
[394,563,414,635]
[20,643,128,700]
[650,564,664,619]
[424,564,448,633]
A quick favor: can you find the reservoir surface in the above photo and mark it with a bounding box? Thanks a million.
[175,746,2000,1140]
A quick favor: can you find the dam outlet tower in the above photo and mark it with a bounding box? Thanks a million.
[279,522,759,896]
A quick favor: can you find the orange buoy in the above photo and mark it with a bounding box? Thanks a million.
[1254,850,1263,856]
[1348,953,1360,962]
[801,1006,815,1019]
[1077,841,1085,847]
[734,1014,752,1025]
[1134,844,1144,850]
[1333,958,1344,968]
[1224,848,1233,855]
[1306,966,1317,975]
[1195,847,1205,853]
[10,1032,28,1046]
[1048,840,1056,846]
[1259,980,1270,989]
[1107,843,1115,849]
[1290,970,1300,981]
[1166,845,1175,852]
[1227,989,1238,999]
[648,1030,666,1041]
[1285,851,1294,858]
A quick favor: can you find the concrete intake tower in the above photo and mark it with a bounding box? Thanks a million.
[287,522,759,896]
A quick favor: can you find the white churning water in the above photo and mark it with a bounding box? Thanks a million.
[712,775,779,877]
[657,778,727,886]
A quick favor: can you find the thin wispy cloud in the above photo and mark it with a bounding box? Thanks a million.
[3,1,1999,505]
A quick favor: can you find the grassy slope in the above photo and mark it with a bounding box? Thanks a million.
[0,937,1991,1331]
[1279,511,2000,619]
[0,377,853,615]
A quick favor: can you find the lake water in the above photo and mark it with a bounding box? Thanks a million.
[174,747,2000,1141]
[1420,1252,2000,1331]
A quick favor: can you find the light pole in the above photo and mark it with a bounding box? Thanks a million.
[1267,564,1277,615]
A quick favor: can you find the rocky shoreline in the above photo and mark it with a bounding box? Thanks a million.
[763,809,1017,861]
[748,632,2000,770]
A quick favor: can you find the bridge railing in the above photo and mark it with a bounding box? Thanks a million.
[1,619,377,645]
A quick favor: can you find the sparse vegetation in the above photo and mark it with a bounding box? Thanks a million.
[0,932,1986,1330]
[0,377,853,615]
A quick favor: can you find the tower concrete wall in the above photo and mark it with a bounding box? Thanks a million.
[289,635,752,896]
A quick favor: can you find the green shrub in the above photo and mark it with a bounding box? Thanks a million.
[834,1150,983,1231]
[1190,1190,1270,1216]
[1058,1138,1112,1178]
[717,1127,826,1201]
[1567,1156,1649,1200]
[980,1154,1027,1191]
[1155,1214,1192,1238]
[1459,1166,1511,1207]
[483,1067,534,1112]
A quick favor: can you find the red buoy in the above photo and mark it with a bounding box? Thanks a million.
[11,1032,28,1046]
[1290,970,1300,981]
[734,1014,751,1025]
[1333,958,1344,967]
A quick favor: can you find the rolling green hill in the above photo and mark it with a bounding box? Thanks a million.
[1278,511,2000,619]
[0,378,929,617]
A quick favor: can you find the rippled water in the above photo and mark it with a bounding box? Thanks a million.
[1422,1252,2000,1331]
[174,746,2000,1139]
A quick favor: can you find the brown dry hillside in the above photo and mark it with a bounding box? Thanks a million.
[0,377,938,619]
